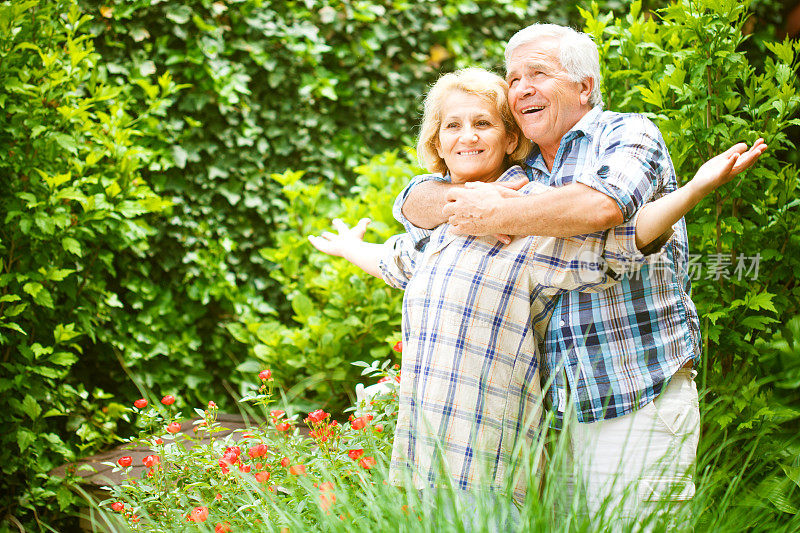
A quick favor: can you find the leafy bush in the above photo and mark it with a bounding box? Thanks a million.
[0,0,182,526]
[583,0,800,519]
[103,363,399,531]
[236,151,419,413]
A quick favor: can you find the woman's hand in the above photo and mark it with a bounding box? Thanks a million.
[691,139,767,196]
[308,218,371,257]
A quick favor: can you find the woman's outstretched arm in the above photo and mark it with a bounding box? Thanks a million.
[308,218,386,278]
[635,139,767,250]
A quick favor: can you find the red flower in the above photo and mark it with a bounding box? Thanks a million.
[258,369,272,381]
[215,493,222,501]
[239,464,251,473]
[359,456,377,470]
[289,464,306,475]
[215,522,232,533]
[374,424,384,433]
[392,340,402,353]
[161,395,175,406]
[111,502,124,512]
[306,409,328,423]
[255,471,271,483]
[270,409,285,419]
[117,456,132,467]
[208,401,217,409]
[187,506,209,523]
[275,422,291,432]
[225,446,241,457]
[248,444,267,459]
[166,421,181,434]
[143,454,160,467]
[280,457,290,468]
[347,449,364,460]
[133,399,147,409]
[351,416,369,430]
[155,438,163,445]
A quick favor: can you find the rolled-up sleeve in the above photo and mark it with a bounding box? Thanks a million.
[574,115,671,222]
[392,173,448,247]
[377,233,421,290]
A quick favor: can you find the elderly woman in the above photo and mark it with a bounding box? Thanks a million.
[309,68,764,504]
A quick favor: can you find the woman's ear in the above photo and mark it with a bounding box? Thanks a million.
[505,130,519,155]
[435,138,444,159]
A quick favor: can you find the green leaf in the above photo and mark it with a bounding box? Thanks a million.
[236,360,262,373]
[62,237,82,256]
[4,303,28,317]
[747,292,777,313]
[22,394,42,420]
[17,429,36,452]
[291,292,314,320]
[225,323,250,343]
[56,486,74,511]
[51,132,78,155]
[48,352,78,366]
[46,269,75,282]
[1,322,27,335]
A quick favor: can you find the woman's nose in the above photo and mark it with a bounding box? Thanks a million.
[461,129,479,142]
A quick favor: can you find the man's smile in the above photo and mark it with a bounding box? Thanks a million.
[521,104,546,114]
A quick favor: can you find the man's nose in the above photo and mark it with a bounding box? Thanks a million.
[518,75,536,97]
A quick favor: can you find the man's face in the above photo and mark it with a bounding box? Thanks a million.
[506,37,592,159]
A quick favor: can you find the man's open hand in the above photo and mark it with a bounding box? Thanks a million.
[442,178,528,243]
[692,139,767,196]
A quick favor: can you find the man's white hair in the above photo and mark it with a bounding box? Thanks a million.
[505,23,604,108]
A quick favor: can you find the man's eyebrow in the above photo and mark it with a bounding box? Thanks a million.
[525,61,553,72]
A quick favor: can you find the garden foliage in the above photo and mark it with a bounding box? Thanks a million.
[1,0,799,529]
[583,0,800,519]
[0,0,179,524]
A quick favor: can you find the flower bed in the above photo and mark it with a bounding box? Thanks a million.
[102,360,400,531]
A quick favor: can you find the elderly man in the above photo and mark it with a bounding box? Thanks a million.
[393,23,702,525]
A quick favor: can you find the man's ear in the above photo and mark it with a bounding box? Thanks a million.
[505,131,519,155]
[579,77,594,106]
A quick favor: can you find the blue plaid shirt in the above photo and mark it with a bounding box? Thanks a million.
[393,107,701,423]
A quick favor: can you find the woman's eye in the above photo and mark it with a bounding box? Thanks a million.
[476,120,491,127]
[445,122,459,129]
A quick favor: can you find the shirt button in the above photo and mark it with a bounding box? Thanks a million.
[560,320,566,326]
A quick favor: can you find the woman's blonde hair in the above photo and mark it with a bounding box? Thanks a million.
[417,67,531,175]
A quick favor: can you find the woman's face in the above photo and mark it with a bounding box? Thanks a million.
[436,91,518,184]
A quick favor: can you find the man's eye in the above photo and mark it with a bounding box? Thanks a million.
[508,78,519,87]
